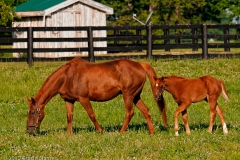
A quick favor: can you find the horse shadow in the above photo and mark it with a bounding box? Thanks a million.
[36,122,233,136]
[37,122,168,136]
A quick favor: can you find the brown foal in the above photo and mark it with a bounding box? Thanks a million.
[154,75,229,136]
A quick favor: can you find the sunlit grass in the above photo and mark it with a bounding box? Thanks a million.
[0,58,240,159]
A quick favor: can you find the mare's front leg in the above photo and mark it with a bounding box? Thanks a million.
[134,97,155,135]
[174,102,191,136]
[65,100,75,134]
[78,97,103,133]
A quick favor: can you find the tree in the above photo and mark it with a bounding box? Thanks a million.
[96,0,234,25]
[0,0,27,27]
[96,0,150,26]
[197,0,230,24]
[228,0,240,24]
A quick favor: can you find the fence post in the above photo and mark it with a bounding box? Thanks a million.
[27,27,33,67]
[224,28,230,52]
[136,29,142,52]
[192,28,198,51]
[146,25,152,59]
[202,24,208,59]
[87,27,95,62]
[164,28,170,52]
[114,29,119,46]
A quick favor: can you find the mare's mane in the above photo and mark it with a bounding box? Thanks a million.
[38,58,89,93]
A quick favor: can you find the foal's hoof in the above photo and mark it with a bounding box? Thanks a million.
[223,124,228,134]
[223,129,228,135]
[175,131,179,136]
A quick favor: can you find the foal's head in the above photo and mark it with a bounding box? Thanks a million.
[153,76,165,101]
[26,98,44,135]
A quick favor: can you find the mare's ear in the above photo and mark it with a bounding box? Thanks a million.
[31,97,36,104]
[27,97,35,104]
[27,97,31,103]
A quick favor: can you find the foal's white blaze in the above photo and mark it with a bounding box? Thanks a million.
[223,123,228,134]
[156,84,158,87]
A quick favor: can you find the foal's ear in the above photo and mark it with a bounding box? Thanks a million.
[161,76,165,81]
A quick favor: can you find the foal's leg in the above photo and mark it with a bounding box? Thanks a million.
[174,103,191,136]
[134,98,155,135]
[78,97,103,133]
[208,100,217,133]
[65,100,74,134]
[216,104,228,134]
[120,95,134,133]
[182,109,191,135]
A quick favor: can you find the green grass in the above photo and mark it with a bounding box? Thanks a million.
[0,58,240,159]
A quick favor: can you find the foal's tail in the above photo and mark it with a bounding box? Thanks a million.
[221,81,230,102]
[139,62,169,129]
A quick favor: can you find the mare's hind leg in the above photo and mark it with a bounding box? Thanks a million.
[120,95,134,133]
[134,97,155,135]
[65,100,75,134]
[78,97,103,133]
[216,104,228,134]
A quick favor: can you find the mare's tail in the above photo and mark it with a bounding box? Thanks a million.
[221,81,230,102]
[139,62,169,129]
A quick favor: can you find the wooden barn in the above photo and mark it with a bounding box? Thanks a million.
[12,0,113,58]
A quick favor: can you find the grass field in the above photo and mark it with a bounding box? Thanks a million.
[0,58,240,159]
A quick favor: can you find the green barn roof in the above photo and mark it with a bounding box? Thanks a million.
[16,0,65,12]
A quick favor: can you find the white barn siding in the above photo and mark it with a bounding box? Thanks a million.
[13,1,110,58]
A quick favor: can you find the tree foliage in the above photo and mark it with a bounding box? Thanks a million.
[97,0,234,25]
[0,0,237,27]
[0,0,27,26]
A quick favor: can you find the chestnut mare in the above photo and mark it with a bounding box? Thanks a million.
[154,75,229,136]
[27,58,168,135]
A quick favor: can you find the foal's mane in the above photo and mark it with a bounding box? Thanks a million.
[165,75,184,79]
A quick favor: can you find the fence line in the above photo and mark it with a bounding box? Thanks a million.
[1,24,240,67]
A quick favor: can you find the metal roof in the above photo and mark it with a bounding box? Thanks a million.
[16,0,65,12]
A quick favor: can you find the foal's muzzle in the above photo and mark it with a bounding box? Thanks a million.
[154,93,162,101]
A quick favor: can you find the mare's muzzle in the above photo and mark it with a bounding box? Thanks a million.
[27,126,38,136]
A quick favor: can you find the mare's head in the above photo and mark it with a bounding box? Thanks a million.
[26,98,44,135]
[153,76,165,101]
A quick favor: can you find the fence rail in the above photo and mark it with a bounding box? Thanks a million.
[1,24,240,67]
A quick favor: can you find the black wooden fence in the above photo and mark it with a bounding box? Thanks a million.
[1,24,240,67]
